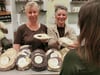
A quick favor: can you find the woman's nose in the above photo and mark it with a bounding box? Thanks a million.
[31,13,35,16]
[60,15,64,18]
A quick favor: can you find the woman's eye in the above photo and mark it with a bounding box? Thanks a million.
[57,14,61,16]
[57,14,66,17]
[62,14,66,16]
[29,12,32,14]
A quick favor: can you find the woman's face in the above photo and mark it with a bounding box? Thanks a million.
[55,9,67,26]
[25,6,39,22]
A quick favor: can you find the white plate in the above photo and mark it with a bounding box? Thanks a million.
[33,33,51,41]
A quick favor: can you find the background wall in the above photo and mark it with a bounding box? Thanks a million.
[3,0,14,41]
[4,0,82,41]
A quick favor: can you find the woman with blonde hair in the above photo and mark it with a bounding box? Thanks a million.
[13,1,47,52]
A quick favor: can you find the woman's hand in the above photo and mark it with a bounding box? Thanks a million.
[48,39,60,49]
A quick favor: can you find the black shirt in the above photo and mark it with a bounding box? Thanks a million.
[57,26,65,37]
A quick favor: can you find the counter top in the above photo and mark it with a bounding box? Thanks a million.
[0,69,59,75]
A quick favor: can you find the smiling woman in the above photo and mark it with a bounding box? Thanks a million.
[47,5,78,50]
[55,5,67,27]
[13,1,48,52]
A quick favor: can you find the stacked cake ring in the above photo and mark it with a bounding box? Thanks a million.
[46,48,63,72]
[31,49,47,71]
[0,48,17,71]
[16,45,31,71]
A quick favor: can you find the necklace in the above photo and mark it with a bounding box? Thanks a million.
[27,22,40,31]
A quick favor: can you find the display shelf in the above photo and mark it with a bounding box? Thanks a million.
[0,11,11,22]
[70,0,88,13]
[15,0,43,4]
[71,1,87,4]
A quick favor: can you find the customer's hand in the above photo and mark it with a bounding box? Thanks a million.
[67,41,79,49]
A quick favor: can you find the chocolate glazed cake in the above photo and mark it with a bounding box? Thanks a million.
[31,49,47,71]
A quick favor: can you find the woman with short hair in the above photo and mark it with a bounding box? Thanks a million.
[48,5,78,49]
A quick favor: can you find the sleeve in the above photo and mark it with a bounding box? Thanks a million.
[66,27,77,41]
[60,50,85,75]
[60,50,76,75]
[14,26,23,44]
[47,26,56,38]
[41,24,47,33]
[47,26,60,49]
